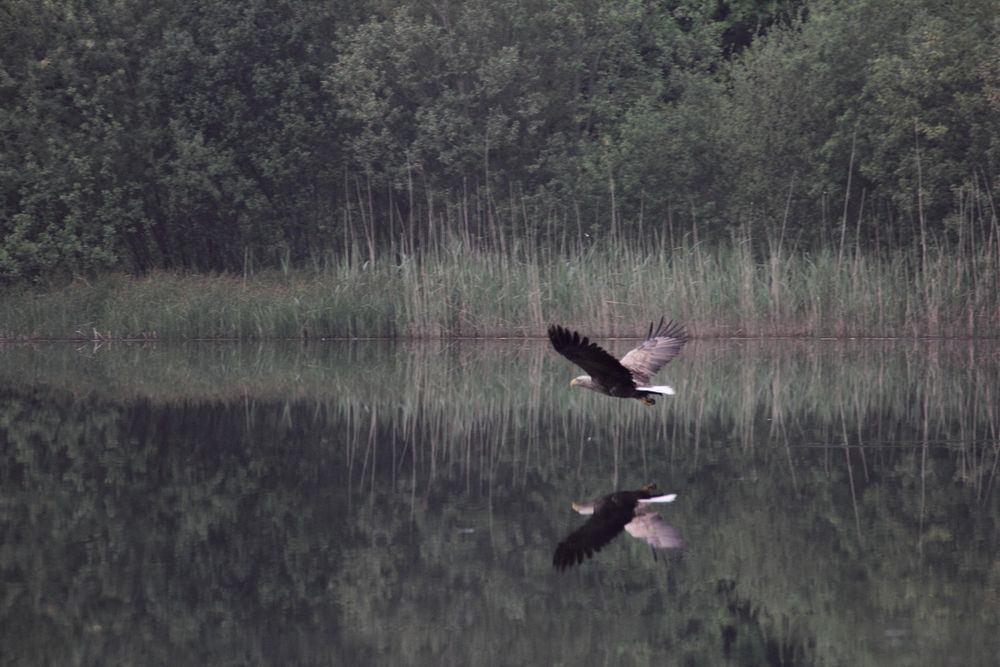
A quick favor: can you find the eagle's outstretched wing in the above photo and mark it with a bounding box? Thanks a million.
[625,509,686,551]
[547,324,635,390]
[552,502,634,571]
[618,318,688,386]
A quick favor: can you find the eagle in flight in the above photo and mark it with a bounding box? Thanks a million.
[548,317,688,405]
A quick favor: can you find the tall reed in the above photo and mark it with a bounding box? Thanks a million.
[1,227,998,340]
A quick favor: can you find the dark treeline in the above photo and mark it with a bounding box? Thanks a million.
[1,0,998,282]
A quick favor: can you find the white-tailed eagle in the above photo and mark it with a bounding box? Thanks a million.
[548,318,688,405]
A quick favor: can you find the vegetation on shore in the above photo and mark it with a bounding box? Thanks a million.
[2,0,998,339]
[2,228,998,340]
[2,0,998,284]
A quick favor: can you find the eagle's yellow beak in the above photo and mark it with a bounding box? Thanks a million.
[570,378,579,386]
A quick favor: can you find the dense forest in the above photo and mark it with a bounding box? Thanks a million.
[1,0,998,284]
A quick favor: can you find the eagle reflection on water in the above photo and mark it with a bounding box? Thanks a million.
[553,483,685,571]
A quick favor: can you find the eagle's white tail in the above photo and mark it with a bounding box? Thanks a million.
[638,493,677,504]
[638,385,675,395]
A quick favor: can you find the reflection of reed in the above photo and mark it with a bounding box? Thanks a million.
[4,340,1000,666]
[2,339,999,493]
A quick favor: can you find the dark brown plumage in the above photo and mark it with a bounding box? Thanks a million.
[547,318,688,405]
[553,484,684,571]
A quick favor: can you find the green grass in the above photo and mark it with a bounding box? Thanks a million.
[1,232,998,340]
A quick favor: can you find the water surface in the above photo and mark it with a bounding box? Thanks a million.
[1,339,999,666]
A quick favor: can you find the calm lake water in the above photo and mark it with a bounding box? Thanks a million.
[1,339,999,666]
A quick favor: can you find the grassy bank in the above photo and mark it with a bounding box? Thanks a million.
[1,235,998,340]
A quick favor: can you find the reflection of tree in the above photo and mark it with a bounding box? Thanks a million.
[1,340,998,665]
[1,391,363,665]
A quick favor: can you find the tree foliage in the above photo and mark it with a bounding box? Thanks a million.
[1,0,997,282]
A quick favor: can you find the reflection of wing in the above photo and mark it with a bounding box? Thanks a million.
[547,325,634,389]
[552,502,633,571]
[625,509,685,551]
[618,318,688,386]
